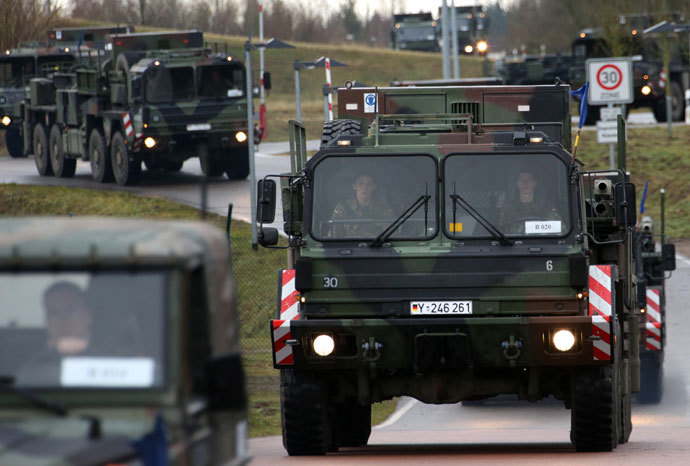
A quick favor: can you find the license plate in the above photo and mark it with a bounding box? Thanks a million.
[410,301,472,315]
[186,123,211,131]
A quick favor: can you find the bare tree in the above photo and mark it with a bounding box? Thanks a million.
[0,0,58,52]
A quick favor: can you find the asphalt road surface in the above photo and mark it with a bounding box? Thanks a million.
[249,253,690,464]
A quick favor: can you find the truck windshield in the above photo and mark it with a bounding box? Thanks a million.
[311,155,438,241]
[399,26,436,41]
[146,65,195,103]
[444,153,571,239]
[197,64,245,99]
[0,57,35,87]
[0,272,167,389]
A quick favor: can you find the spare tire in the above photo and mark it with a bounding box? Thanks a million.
[320,119,362,148]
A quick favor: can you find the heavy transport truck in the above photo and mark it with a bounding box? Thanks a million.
[257,82,640,455]
[390,13,440,52]
[0,26,130,158]
[633,191,676,403]
[24,30,250,185]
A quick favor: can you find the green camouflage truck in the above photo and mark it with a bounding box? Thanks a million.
[24,30,250,185]
[633,191,676,403]
[390,13,440,52]
[0,26,130,158]
[256,83,640,454]
[0,217,249,465]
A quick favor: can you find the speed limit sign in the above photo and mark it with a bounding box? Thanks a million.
[586,57,633,105]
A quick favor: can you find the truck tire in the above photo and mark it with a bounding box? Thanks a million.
[199,145,225,177]
[32,123,52,176]
[570,365,620,452]
[652,81,684,122]
[5,126,25,158]
[111,130,141,186]
[225,146,250,180]
[321,119,362,148]
[333,398,371,448]
[89,129,113,183]
[49,124,76,178]
[280,369,332,456]
[637,352,663,404]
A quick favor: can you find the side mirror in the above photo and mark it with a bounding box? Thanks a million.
[662,243,676,271]
[263,71,271,90]
[258,227,279,246]
[257,179,276,223]
[130,75,143,103]
[636,281,647,311]
[206,353,246,411]
[614,183,636,226]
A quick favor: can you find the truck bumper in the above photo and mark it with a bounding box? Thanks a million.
[271,315,612,371]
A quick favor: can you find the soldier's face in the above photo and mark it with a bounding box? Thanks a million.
[44,291,92,354]
[353,175,376,205]
[516,172,537,196]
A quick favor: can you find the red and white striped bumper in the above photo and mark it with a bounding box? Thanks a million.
[271,269,300,366]
[645,287,662,351]
[588,265,615,361]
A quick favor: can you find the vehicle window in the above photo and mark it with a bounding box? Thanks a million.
[399,26,436,41]
[0,57,35,87]
[311,155,437,241]
[444,153,571,238]
[146,66,195,103]
[0,272,167,389]
[198,64,245,99]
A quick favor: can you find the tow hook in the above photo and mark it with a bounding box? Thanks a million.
[502,335,522,361]
[362,338,383,362]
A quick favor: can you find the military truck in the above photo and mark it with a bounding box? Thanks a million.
[23,30,250,185]
[438,5,490,55]
[633,191,676,403]
[0,26,131,158]
[0,217,249,465]
[391,13,440,52]
[257,83,640,454]
[495,14,690,123]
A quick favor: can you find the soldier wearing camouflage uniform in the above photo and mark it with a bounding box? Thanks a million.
[330,173,393,237]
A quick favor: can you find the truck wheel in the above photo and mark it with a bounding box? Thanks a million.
[89,129,113,183]
[199,145,225,177]
[165,161,184,172]
[321,119,362,148]
[653,81,684,122]
[570,365,620,452]
[637,352,663,404]
[111,131,141,186]
[333,398,371,448]
[5,126,25,158]
[49,124,76,178]
[280,369,332,456]
[32,123,52,176]
[225,146,249,180]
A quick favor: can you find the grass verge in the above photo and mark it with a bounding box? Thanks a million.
[0,183,398,437]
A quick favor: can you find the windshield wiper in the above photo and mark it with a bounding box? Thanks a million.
[0,375,102,439]
[0,375,67,416]
[370,194,431,248]
[449,193,514,246]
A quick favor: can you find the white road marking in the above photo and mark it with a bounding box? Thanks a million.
[676,253,690,267]
[373,398,418,429]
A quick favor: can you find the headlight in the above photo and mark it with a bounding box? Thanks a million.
[477,40,488,53]
[312,334,335,357]
[553,329,576,352]
[1,116,10,126]
[641,85,651,96]
[235,131,248,143]
[144,137,157,148]
[464,45,474,54]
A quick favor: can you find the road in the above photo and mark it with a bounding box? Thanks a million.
[0,140,319,230]
[249,253,690,464]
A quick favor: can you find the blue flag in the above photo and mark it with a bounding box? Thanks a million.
[132,414,169,466]
[570,82,589,129]
[639,180,649,214]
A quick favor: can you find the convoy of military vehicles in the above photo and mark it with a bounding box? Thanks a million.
[0,7,685,462]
